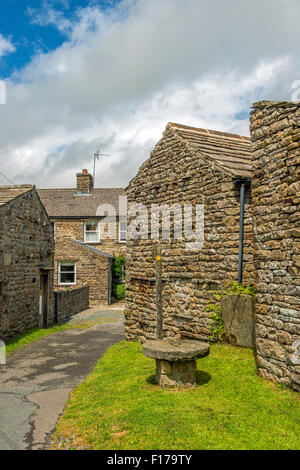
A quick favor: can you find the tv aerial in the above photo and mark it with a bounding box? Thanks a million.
[93,150,111,184]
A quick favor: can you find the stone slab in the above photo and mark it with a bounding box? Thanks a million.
[221,294,255,348]
[143,339,210,362]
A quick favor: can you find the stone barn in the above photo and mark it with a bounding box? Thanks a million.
[125,123,254,342]
[0,185,54,341]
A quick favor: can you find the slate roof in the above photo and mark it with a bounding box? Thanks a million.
[56,238,113,258]
[0,185,34,207]
[37,188,126,218]
[169,122,252,178]
[75,240,113,258]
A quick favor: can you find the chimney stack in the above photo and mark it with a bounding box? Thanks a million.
[76,169,93,194]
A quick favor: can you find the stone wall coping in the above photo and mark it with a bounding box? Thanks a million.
[54,285,89,294]
[251,100,300,111]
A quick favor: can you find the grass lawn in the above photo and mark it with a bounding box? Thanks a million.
[52,341,300,450]
[5,319,117,355]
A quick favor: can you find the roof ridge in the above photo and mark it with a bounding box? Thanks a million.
[0,185,36,208]
[168,122,251,141]
[38,187,125,191]
[167,121,252,179]
[0,184,35,189]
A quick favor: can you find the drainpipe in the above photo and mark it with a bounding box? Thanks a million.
[54,292,58,324]
[234,178,251,284]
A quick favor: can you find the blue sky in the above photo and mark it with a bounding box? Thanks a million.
[0,0,121,77]
[0,0,299,188]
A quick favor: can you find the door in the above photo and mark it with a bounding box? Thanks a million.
[39,273,48,328]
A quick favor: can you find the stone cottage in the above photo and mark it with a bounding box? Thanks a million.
[38,170,126,305]
[0,185,54,341]
[54,239,113,305]
[250,100,300,391]
[125,123,254,342]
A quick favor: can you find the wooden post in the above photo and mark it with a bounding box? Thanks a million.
[154,243,163,340]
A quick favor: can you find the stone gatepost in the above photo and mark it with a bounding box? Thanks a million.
[221,294,255,348]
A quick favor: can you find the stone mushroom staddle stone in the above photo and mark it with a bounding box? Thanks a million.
[143,339,210,389]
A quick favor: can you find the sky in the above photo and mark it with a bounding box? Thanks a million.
[0,0,299,188]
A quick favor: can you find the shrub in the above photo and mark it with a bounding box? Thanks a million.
[112,254,126,283]
[114,283,125,299]
[112,254,126,299]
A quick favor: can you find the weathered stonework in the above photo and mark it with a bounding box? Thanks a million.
[143,338,210,388]
[125,123,254,343]
[221,294,255,348]
[76,169,93,194]
[0,186,54,341]
[52,218,126,257]
[54,239,113,305]
[250,100,300,391]
[156,359,198,388]
[54,286,89,323]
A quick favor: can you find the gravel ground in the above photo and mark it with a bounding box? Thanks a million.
[67,307,124,324]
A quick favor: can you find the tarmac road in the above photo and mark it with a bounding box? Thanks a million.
[0,309,124,450]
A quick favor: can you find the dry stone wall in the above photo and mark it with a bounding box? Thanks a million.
[125,126,254,342]
[54,286,89,323]
[250,100,300,391]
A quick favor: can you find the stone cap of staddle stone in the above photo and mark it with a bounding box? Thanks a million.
[143,339,210,362]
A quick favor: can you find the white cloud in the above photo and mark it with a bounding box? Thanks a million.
[27,2,72,35]
[0,33,15,58]
[0,0,300,187]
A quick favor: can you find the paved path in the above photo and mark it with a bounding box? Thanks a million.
[0,307,124,450]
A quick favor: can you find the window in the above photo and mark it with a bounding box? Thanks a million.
[58,262,76,285]
[119,218,127,243]
[84,221,100,243]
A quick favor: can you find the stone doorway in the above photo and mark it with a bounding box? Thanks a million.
[39,272,49,328]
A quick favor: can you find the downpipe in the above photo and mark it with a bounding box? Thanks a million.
[234,178,251,284]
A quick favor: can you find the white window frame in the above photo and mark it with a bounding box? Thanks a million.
[58,262,76,286]
[119,218,127,243]
[84,221,100,243]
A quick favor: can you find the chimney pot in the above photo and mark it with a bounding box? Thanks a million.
[82,169,88,174]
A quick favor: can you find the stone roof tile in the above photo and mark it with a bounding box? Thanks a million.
[37,187,126,218]
[0,185,34,207]
[169,122,252,178]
